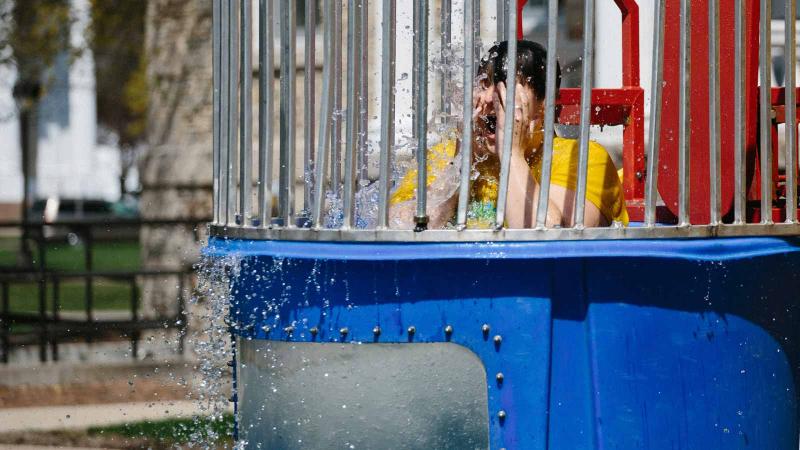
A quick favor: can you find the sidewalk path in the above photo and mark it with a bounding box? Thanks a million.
[0,400,221,433]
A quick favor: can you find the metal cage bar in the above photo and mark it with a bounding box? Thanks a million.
[456,0,476,229]
[378,0,396,229]
[414,0,430,230]
[258,0,275,227]
[332,0,343,193]
[573,0,595,228]
[440,0,452,115]
[535,0,560,228]
[239,0,253,224]
[709,0,721,224]
[495,8,518,229]
[212,0,221,224]
[227,0,239,225]
[734,0,747,223]
[645,0,666,226]
[343,0,362,229]
[678,0,691,226]
[759,0,773,223]
[304,0,317,216]
[787,0,798,223]
[358,0,369,183]
[313,0,335,228]
[279,0,297,226]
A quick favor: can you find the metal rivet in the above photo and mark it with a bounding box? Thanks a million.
[496,372,504,384]
[339,327,349,337]
[493,335,502,345]
[444,325,453,336]
[226,360,235,368]
[372,326,381,336]
[498,410,507,421]
[310,327,319,336]
[635,170,644,180]
[284,326,294,335]
[481,324,490,335]
[407,326,416,335]
[261,325,271,334]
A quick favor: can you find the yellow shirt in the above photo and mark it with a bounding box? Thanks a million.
[390,137,629,228]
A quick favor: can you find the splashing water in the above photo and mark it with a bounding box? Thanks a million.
[187,252,242,448]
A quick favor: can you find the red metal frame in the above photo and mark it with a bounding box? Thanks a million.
[552,0,645,219]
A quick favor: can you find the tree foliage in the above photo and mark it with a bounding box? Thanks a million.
[88,0,147,147]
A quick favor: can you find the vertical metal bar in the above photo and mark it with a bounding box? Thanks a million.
[83,230,93,324]
[240,0,253,224]
[177,274,186,355]
[220,0,230,224]
[412,0,419,141]
[474,0,481,65]
[573,0,594,228]
[786,0,798,222]
[497,0,505,41]
[678,0,691,226]
[212,0,221,224]
[495,8,518,228]
[440,0,452,115]
[358,0,369,182]
[130,277,139,359]
[415,0,430,230]
[343,0,362,228]
[313,0,335,227]
[51,276,59,361]
[378,0,396,229]
[734,0,747,223]
[258,0,275,226]
[535,0,560,228]
[760,0,773,223]
[645,0,666,226]
[304,0,317,215]
[1,282,8,364]
[227,0,240,225]
[709,0,722,224]
[457,0,476,229]
[38,239,46,362]
[279,0,297,226]
[332,0,343,191]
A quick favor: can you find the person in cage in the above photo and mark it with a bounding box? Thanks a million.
[389,40,629,229]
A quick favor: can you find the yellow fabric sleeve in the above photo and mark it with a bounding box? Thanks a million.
[389,140,458,205]
[533,137,629,225]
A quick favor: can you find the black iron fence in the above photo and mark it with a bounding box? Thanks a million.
[0,218,209,363]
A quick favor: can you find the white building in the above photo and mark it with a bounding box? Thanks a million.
[0,0,122,221]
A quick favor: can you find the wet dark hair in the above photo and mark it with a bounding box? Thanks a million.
[478,40,561,100]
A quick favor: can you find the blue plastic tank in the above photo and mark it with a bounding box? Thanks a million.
[208,236,800,449]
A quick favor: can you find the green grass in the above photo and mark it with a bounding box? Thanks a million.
[0,238,141,272]
[88,414,234,444]
[8,280,134,313]
[1,238,141,314]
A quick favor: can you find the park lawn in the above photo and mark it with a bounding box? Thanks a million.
[88,414,234,445]
[0,238,141,272]
[2,238,141,314]
[8,279,134,313]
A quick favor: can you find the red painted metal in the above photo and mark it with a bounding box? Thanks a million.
[517,0,528,40]
[657,0,760,224]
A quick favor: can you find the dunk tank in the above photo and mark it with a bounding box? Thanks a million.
[206,0,800,448]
